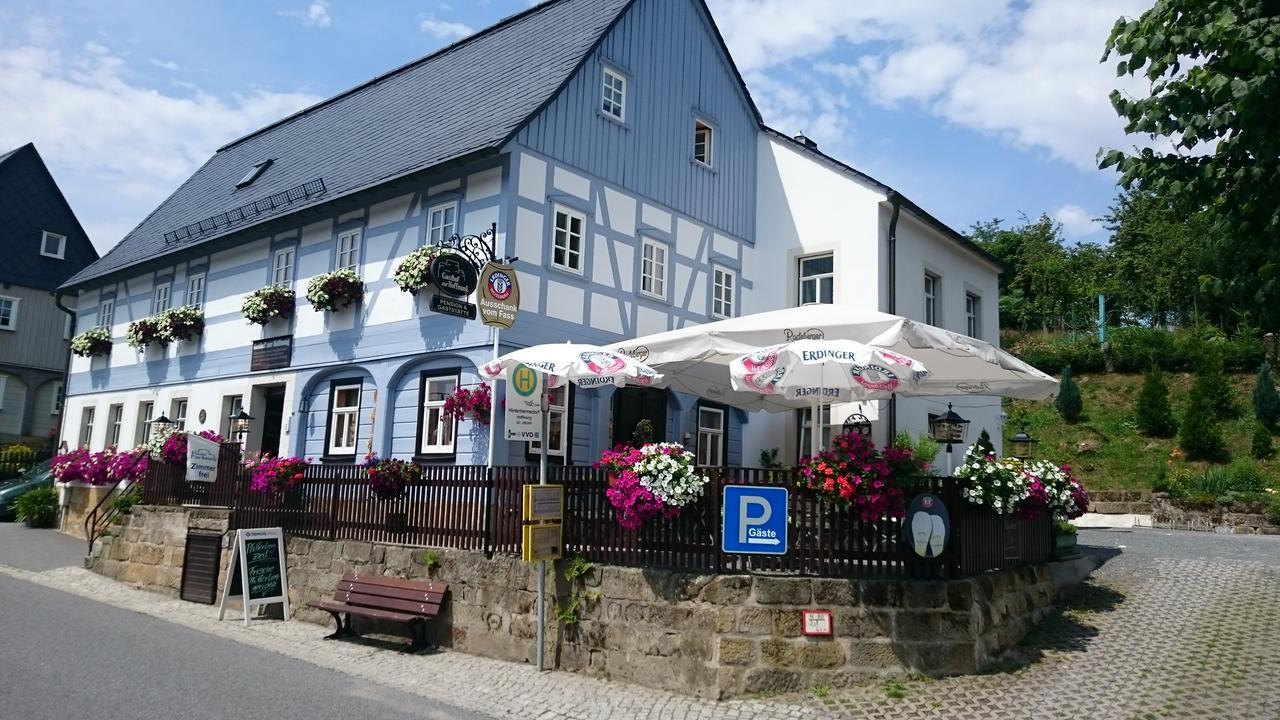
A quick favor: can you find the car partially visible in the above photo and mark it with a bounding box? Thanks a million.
[0,461,54,520]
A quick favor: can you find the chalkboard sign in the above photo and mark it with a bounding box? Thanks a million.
[217,527,290,626]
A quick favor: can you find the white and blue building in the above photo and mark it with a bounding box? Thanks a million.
[57,0,1006,468]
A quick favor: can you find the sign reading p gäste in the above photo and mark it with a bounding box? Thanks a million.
[505,363,543,442]
[721,485,789,555]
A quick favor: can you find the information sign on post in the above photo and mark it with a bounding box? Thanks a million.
[218,527,291,626]
[505,363,543,442]
[522,523,563,562]
[523,484,563,523]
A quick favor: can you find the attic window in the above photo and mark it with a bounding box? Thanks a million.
[235,159,274,189]
[41,231,66,259]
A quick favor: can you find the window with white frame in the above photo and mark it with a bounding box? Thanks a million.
[153,283,171,314]
[272,247,295,285]
[965,292,980,338]
[171,398,188,432]
[51,382,63,415]
[798,405,835,461]
[220,395,244,438]
[427,202,458,245]
[337,229,361,272]
[419,374,458,455]
[186,273,205,308]
[107,404,124,447]
[98,299,114,330]
[529,385,568,458]
[327,383,361,456]
[712,266,735,319]
[136,401,154,444]
[552,206,584,273]
[696,405,725,466]
[41,230,66,259]
[798,254,834,305]
[924,272,939,326]
[79,407,96,448]
[694,119,714,167]
[0,296,18,331]
[602,67,626,121]
[640,238,667,299]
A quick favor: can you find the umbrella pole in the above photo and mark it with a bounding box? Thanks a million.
[810,395,821,458]
[536,373,550,672]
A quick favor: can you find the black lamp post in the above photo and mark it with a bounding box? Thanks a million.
[148,413,175,441]
[231,409,254,445]
[841,410,873,438]
[1009,426,1037,460]
[928,403,970,476]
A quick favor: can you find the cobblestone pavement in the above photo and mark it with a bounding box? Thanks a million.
[780,528,1280,719]
[3,527,1279,719]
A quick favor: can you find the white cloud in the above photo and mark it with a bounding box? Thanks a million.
[420,17,473,41]
[0,41,321,252]
[147,58,179,71]
[280,1,332,29]
[1054,203,1102,241]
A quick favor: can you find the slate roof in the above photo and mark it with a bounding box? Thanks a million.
[0,143,99,291]
[761,127,1006,272]
[61,0,634,290]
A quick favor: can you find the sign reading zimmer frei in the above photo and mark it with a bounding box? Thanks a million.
[721,485,789,555]
[504,363,543,442]
[186,432,220,483]
[218,527,290,627]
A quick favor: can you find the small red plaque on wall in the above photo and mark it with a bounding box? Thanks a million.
[801,609,833,636]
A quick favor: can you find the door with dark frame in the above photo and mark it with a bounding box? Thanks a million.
[612,387,668,447]
[259,387,286,457]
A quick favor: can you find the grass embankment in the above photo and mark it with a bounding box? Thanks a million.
[1003,373,1279,492]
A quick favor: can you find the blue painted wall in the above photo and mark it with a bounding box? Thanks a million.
[513,0,757,241]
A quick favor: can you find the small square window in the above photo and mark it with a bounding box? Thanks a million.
[640,238,667,300]
[0,296,19,331]
[428,202,458,245]
[712,266,735,319]
[694,119,714,167]
[602,67,626,121]
[41,231,66,259]
[798,254,834,305]
[552,207,584,274]
[337,230,361,272]
[273,248,295,285]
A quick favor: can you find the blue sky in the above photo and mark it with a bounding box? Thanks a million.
[0,0,1152,253]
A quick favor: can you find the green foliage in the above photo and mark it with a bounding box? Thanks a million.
[1165,464,1265,500]
[1268,495,1280,526]
[1193,344,1236,420]
[1055,366,1083,423]
[1005,326,1263,376]
[758,448,784,470]
[557,555,599,627]
[892,431,941,469]
[882,678,909,700]
[1253,362,1280,431]
[1178,374,1229,462]
[973,429,995,456]
[1136,367,1177,437]
[1102,2,1280,332]
[14,487,58,528]
[416,551,440,571]
[1054,519,1078,536]
[1227,461,1266,493]
[111,486,141,516]
[1252,421,1276,460]
[563,554,594,583]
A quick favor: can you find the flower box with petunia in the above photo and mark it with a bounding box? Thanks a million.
[245,454,310,495]
[393,245,444,294]
[363,454,422,500]
[795,432,916,521]
[242,285,297,325]
[126,317,165,349]
[71,326,113,358]
[306,269,365,312]
[158,305,205,342]
[953,446,1089,520]
[595,442,710,530]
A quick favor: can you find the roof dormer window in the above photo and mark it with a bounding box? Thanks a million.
[235,159,274,189]
[41,231,66,259]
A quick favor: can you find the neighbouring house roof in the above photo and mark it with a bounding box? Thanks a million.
[0,143,99,292]
[61,0,636,291]
[761,127,1006,273]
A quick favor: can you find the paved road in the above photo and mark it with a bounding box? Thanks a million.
[0,521,87,571]
[787,527,1280,719]
[0,572,491,720]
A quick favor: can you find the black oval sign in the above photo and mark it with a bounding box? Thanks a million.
[903,492,950,559]
[430,253,479,298]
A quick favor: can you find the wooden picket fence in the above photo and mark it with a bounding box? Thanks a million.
[139,445,1052,580]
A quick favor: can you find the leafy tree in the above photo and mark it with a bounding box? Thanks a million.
[1102,2,1280,333]
[1252,421,1275,460]
[1179,351,1230,461]
[1102,189,1211,327]
[1253,361,1280,431]
[1055,365,1083,423]
[1136,366,1177,437]
[1192,342,1236,420]
[973,429,995,457]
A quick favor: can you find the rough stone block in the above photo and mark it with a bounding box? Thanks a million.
[899,641,978,675]
[895,611,974,642]
[754,577,811,605]
[759,638,795,666]
[342,541,372,563]
[743,668,801,694]
[902,581,946,609]
[599,567,658,602]
[718,637,757,666]
[844,638,902,668]
[833,608,892,639]
[371,544,386,563]
[812,578,858,605]
[773,609,802,638]
[700,576,752,605]
[947,580,975,612]
[860,580,902,608]
[680,632,713,661]
[135,544,165,566]
[712,607,735,633]
[738,607,774,634]
[798,639,845,668]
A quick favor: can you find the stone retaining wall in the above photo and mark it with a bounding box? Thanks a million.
[91,505,1087,699]
[1151,494,1280,535]
[1088,490,1152,515]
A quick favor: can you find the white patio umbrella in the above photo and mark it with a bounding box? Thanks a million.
[728,338,929,457]
[613,305,1057,410]
[479,342,660,672]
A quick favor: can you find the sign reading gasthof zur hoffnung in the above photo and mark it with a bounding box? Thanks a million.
[505,363,542,442]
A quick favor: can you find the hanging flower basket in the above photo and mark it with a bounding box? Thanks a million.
[595,443,710,530]
[393,245,444,294]
[442,383,492,425]
[126,317,166,349]
[159,306,205,342]
[795,432,915,521]
[71,326,113,358]
[306,269,364,311]
[363,455,422,500]
[153,430,226,465]
[953,447,1089,521]
[52,448,111,485]
[242,285,297,325]
[245,455,310,495]
[107,448,149,484]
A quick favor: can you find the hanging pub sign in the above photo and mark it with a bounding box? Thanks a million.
[430,294,477,320]
[477,262,520,329]
[429,252,479,298]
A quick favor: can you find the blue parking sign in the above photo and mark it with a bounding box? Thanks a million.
[722,485,788,555]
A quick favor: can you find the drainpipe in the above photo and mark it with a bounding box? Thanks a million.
[886,195,901,440]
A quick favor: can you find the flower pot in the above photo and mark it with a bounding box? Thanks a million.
[1053,533,1079,560]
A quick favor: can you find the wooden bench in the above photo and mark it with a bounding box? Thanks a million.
[309,572,447,652]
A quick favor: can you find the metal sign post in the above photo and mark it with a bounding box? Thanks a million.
[536,374,550,672]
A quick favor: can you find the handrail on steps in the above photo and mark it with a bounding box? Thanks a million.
[83,451,149,554]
